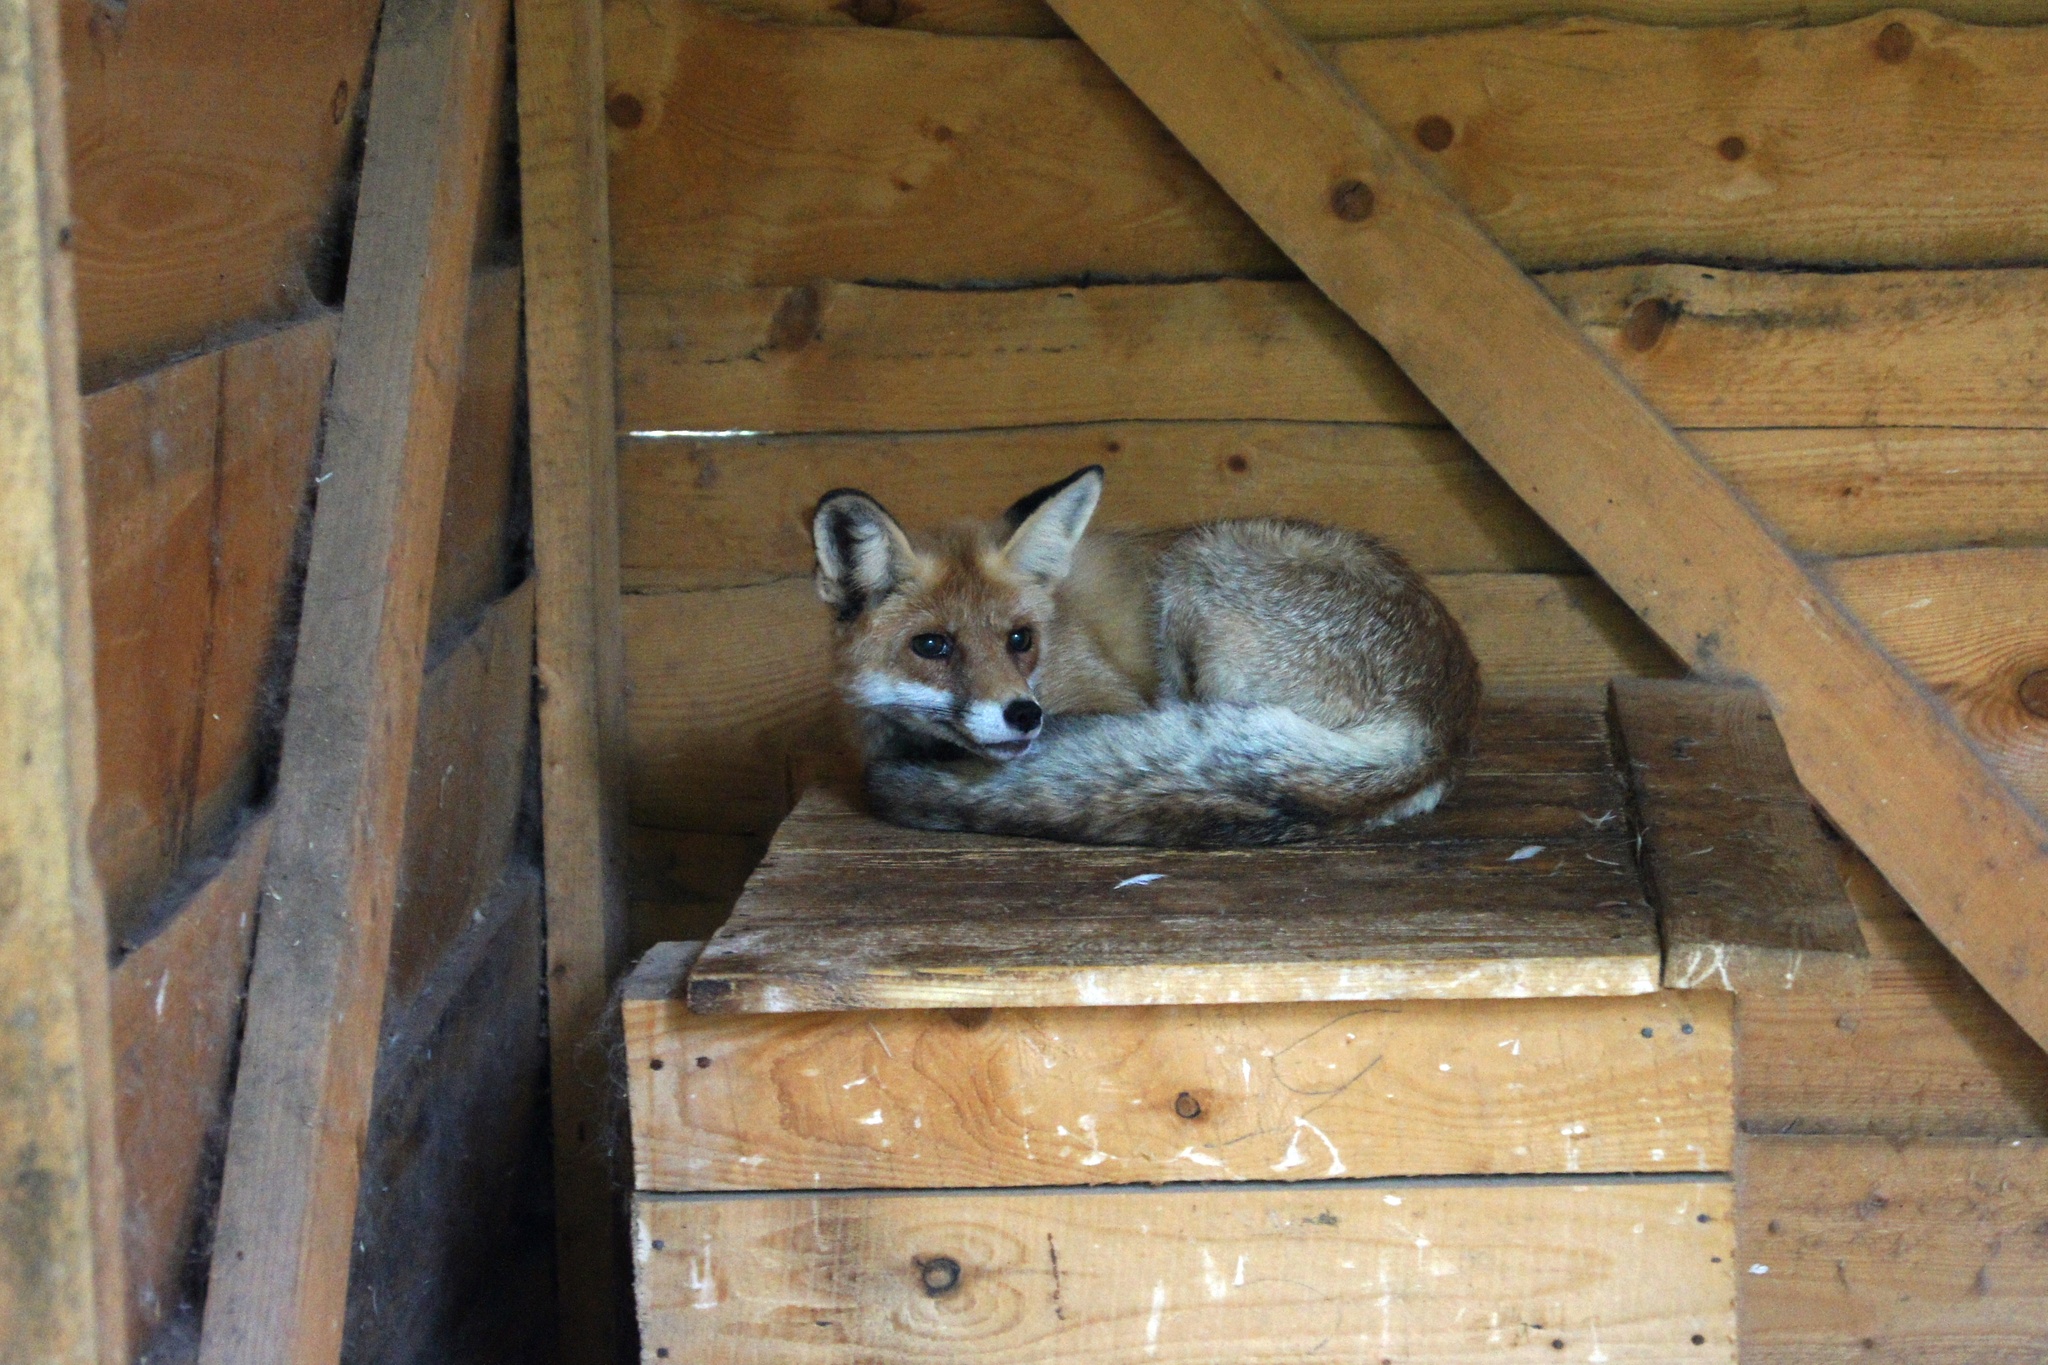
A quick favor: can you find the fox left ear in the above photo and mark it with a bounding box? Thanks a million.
[1000,465,1103,583]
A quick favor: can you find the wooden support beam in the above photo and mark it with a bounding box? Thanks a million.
[194,0,509,1359]
[1043,0,2048,1053]
[513,0,632,1357]
[0,0,127,1356]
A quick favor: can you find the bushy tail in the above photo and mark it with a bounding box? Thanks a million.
[863,703,1452,847]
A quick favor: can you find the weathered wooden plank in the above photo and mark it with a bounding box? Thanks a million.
[610,6,2048,289]
[693,0,2048,39]
[619,269,2048,434]
[0,0,128,1352]
[82,318,334,946]
[196,0,510,1357]
[628,941,1731,1190]
[1736,846,2048,1137]
[621,573,1675,834]
[1738,1135,2048,1362]
[634,1179,1736,1362]
[1610,679,1864,992]
[107,815,270,1350]
[429,265,524,642]
[1042,0,2048,1053]
[516,0,633,1352]
[59,0,382,386]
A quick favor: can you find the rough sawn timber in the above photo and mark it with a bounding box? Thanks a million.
[195,0,510,1358]
[1041,0,2048,1053]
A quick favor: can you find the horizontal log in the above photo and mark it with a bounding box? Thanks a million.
[610,8,2048,289]
[621,572,1676,833]
[619,268,2048,433]
[1739,1135,2048,1361]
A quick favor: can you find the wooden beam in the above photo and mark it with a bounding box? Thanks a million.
[0,0,127,1354]
[513,0,632,1356]
[194,0,509,1359]
[1042,0,2048,1052]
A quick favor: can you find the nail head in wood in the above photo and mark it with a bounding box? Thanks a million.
[1414,115,1454,151]
[1329,178,1375,221]
[1875,21,1915,62]
[606,91,644,129]
[1716,135,1746,161]
[917,1256,962,1296]
[1173,1091,1203,1119]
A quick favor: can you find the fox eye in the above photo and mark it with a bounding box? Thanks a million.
[909,632,953,660]
[1006,627,1035,654]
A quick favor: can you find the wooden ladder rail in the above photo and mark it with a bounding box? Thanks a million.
[1044,0,2048,1051]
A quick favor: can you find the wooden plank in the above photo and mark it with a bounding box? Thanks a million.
[1736,845,2048,1137]
[619,269,2048,434]
[387,582,535,1011]
[622,573,1675,834]
[516,0,633,1353]
[59,0,382,386]
[0,0,128,1352]
[1041,0,2048,1052]
[429,265,524,642]
[634,1179,1736,1362]
[1738,1135,2048,1361]
[107,815,271,1350]
[693,0,2048,39]
[625,829,767,952]
[610,7,2048,290]
[195,0,510,1357]
[82,318,334,946]
[1610,679,1864,992]
[627,942,1732,1190]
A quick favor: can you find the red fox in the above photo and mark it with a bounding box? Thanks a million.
[812,466,1481,846]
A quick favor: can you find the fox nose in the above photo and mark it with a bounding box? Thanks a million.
[1003,698,1043,734]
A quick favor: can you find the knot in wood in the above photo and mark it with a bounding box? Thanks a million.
[2020,669,2048,720]
[1173,1091,1203,1120]
[1874,21,1914,63]
[916,1256,962,1296]
[1329,178,1376,222]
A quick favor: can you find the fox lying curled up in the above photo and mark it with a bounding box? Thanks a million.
[813,466,1481,847]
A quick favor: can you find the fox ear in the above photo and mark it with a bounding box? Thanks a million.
[813,489,916,620]
[1000,465,1102,583]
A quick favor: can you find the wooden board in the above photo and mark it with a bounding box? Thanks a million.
[1040,0,2048,1053]
[622,573,1675,834]
[690,0,2048,39]
[1,0,128,1352]
[429,264,524,643]
[82,317,334,946]
[609,6,2048,289]
[1736,845,2048,1137]
[515,0,633,1353]
[195,0,509,1358]
[628,942,1732,1190]
[1610,679,1863,992]
[1738,1135,2048,1361]
[634,1179,1736,1362]
[683,695,1661,1012]
[59,0,382,386]
[618,268,2048,434]
[107,815,270,1350]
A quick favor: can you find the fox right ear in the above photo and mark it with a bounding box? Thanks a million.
[813,489,916,620]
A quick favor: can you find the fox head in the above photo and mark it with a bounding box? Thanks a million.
[812,465,1104,761]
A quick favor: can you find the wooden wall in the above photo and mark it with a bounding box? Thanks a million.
[606,0,2048,1353]
[59,3,547,1360]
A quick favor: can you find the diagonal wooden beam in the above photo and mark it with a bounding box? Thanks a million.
[1044,0,2048,1049]
[194,0,509,1360]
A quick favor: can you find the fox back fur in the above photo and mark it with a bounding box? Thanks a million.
[812,466,1481,847]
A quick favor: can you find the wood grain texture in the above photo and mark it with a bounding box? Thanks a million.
[633,1179,1736,1363]
[1736,845,2048,1137]
[59,0,382,386]
[692,0,2048,38]
[82,318,334,947]
[622,573,1676,834]
[517,0,633,1353]
[1041,0,2048,1055]
[107,815,270,1350]
[1611,679,1864,992]
[1738,1135,2048,1362]
[196,0,509,1357]
[628,942,1731,1190]
[0,0,127,1353]
[620,268,2048,434]
[430,264,524,643]
[608,6,2048,289]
